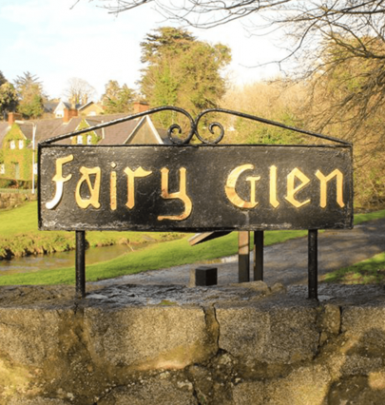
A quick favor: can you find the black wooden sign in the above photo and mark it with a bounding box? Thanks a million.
[38,144,353,232]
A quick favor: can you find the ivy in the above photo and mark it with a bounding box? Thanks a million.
[71,119,101,145]
[1,123,33,181]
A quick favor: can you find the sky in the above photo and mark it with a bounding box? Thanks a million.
[0,0,287,101]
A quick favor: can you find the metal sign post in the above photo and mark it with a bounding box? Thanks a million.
[38,107,353,299]
[254,231,264,281]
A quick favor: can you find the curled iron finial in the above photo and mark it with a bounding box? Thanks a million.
[194,119,225,145]
[167,123,194,144]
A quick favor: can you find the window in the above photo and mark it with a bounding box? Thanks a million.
[77,135,83,144]
[0,164,4,174]
[18,140,24,149]
[10,140,15,150]
[87,135,92,145]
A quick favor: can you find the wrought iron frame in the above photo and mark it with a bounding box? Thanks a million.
[41,106,350,146]
[40,106,352,300]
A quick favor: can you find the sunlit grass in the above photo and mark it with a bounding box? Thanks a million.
[0,201,185,258]
[0,228,309,285]
[1,202,385,285]
[323,252,385,285]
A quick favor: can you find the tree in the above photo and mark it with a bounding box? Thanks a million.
[102,80,136,113]
[0,82,18,120]
[0,71,6,87]
[0,71,18,120]
[222,80,306,145]
[89,1,385,131]
[15,72,45,119]
[87,1,385,206]
[139,27,231,122]
[63,77,96,106]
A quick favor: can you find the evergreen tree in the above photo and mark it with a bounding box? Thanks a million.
[102,80,136,113]
[0,71,18,120]
[15,72,45,119]
[139,27,231,121]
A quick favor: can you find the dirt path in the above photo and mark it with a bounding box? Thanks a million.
[92,218,385,288]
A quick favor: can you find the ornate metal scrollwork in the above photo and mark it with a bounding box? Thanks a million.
[42,105,350,146]
[194,108,351,145]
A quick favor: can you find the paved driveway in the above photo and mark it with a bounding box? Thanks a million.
[92,218,385,288]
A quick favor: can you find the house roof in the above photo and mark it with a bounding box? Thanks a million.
[78,101,94,111]
[0,112,168,148]
[98,118,140,145]
[44,102,59,113]
[18,123,34,140]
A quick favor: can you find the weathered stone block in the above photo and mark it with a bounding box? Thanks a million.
[216,304,319,367]
[9,399,69,405]
[0,308,60,366]
[265,364,331,405]
[84,306,217,370]
[233,381,265,405]
[98,378,197,405]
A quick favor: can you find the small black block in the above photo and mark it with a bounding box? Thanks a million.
[192,266,218,286]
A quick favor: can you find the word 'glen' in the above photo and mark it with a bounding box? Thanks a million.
[46,155,345,222]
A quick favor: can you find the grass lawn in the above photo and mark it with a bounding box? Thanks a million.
[323,252,385,285]
[0,201,185,258]
[322,209,385,285]
[0,202,385,285]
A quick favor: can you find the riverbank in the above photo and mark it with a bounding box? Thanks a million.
[2,202,385,286]
[0,201,185,259]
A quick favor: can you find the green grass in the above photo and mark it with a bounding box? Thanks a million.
[1,202,385,286]
[0,229,308,285]
[320,209,385,285]
[324,252,385,285]
[0,201,185,258]
[353,209,385,225]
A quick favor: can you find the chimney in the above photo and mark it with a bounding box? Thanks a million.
[63,108,78,123]
[70,95,78,110]
[8,112,22,125]
[133,101,150,114]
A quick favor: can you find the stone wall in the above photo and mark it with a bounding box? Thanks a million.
[1,282,385,404]
[0,192,36,209]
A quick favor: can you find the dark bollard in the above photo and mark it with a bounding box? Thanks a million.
[190,266,218,286]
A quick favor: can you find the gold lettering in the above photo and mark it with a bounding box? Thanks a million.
[285,168,310,208]
[315,169,345,208]
[269,165,279,208]
[110,171,117,211]
[124,167,152,209]
[225,164,260,209]
[158,167,192,221]
[46,155,74,210]
[75,166,101,209]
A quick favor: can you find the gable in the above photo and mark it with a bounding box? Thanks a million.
[125,116,164,145]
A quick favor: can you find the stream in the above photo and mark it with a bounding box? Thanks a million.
[0,244,130,275]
